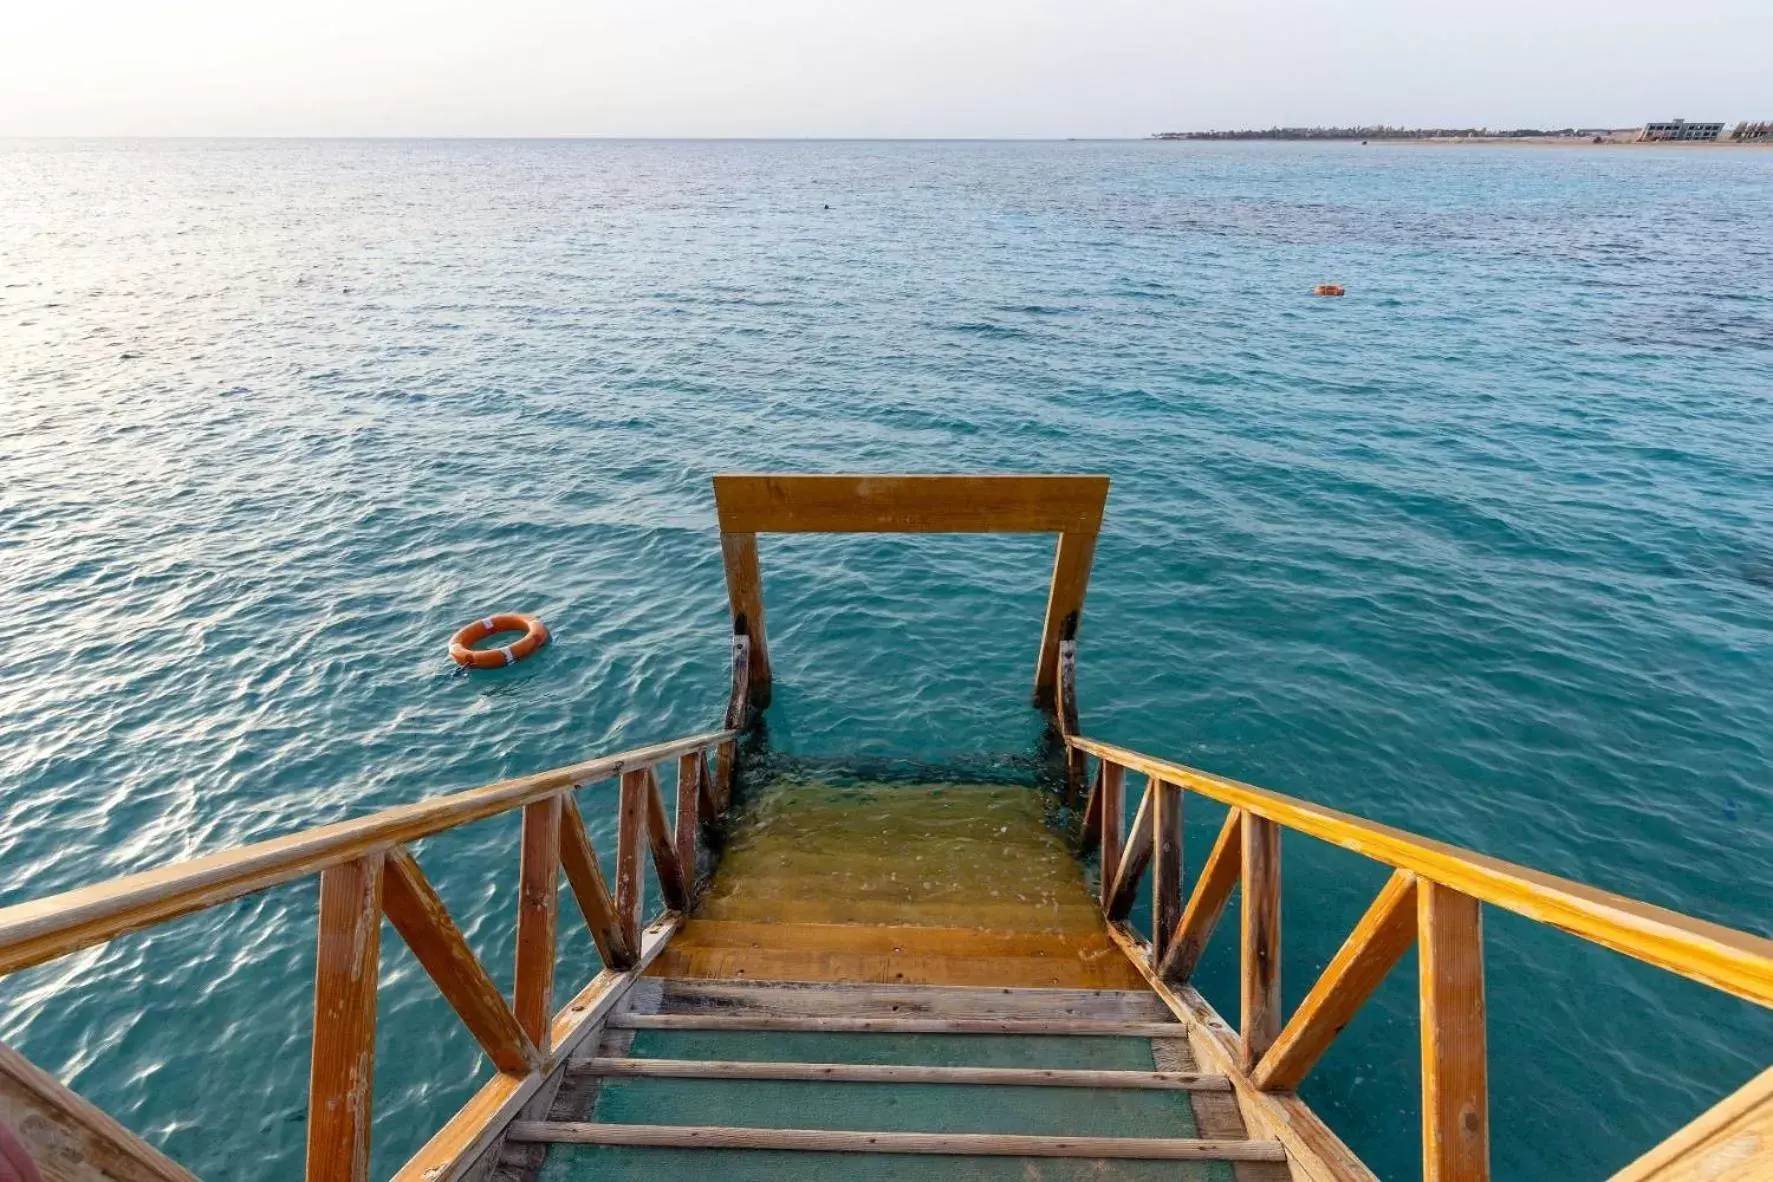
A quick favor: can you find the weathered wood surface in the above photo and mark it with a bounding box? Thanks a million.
[1106,777,1155,921]
[507,1122,1286,1161]
[390,917,681,1182]
[0,731,732,977]
[640,769,688,911]
[674,753,701,899]
[1035,531,1101,706]
[1098,762,1126,914]
[307,855,383,1182]
[1158,808,1244,982]
[1078,761,1105,853]
[557,794,633,969]
[1152,779,1183,964]
[1612,1064,1773,1181]
[712,473,1110,535]
[608,1012,1185,1036]
[1072,736,1773,1008]
[718,534,771,696]
[652,978,1172,1021]
[615,770,648,955]
[1241,815,1282,1072]
[1106,922,1377,1182]
[0,1038,197,1182]
[1152,1037,1293,1182]
[1419,883,1488,1182]
[513,797,561,1054]
[580,1057,1232,1090]
[382,847,539,1074]
[1254,870,1417,1092]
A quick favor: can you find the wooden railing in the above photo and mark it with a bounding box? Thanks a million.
[0,630,754,1182]
[1068,734,1773,1182]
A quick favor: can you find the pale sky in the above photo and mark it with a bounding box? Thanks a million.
[3,0,1771,137]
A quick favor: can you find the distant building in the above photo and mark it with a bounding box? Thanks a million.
[1639,119,1725,142]
[1730,121,1773,142]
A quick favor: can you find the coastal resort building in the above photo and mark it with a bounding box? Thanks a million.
[1730,121,1772,142]
[1638,119,1725,141]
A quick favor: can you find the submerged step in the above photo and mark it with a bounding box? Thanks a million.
[608,1013,1187,1036]
[509,1122,1286,1161]
[581,1056,1231,1091]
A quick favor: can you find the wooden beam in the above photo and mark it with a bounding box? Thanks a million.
[674,753,700,902]
[723,628,752,730]
[1241,815,1282,1072]
[513,796,561,1054]
[1103,922,1378,1182]
[1152,779,1183,964]
[307,854,383,1182]
[719,533,771,702]
[698,748,720,818]
[558,794,634,969]
[391,916,682,1182]
[1069,736,1773,1009]
[1420,882,1488,1182]
[1612,1064,1773,1181]
[1106,777,1156,920]
[714,739,737,814]
[608,1013,1186,1036]
[1254,870,1417,1092]
[640,768,689,912]
[615,770,648,954]
[1157,809,1244,982]
[1035,530,1100,708]
[1098,762,1126,914]
[711,473,1110,535]
[0,1039,197,1182]
[0,730,733,978]
[1078,761,1105,853]
[581,1058,1232,1090]
[382,847,538,1074]
[507,1122,1285,1161]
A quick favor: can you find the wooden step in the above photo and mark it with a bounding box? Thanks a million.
[579,1056,1231,1090]
[506,1121,1288,1161]
[607,1013,1187,1037]
[649,978,1173,1021]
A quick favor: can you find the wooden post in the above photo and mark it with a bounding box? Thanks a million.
[1034,531,1098,709]
[307,853,383,1182]
[1098,762,1125,913]
[697,748,720,820]
[1157,809,1243,982]
[714,739,737,813]
[558,794,634,969]
[1151,780,1182,965]
[1240,815,1281,1072]
[1253,869,1417,1092]
[720,534,771,707]
[1420,881,1488,1182]
[1106,779,1155,921]
[643,768,689,911]
[675,753,701,903]
[616,769,648,954]
[514,796,561,1055]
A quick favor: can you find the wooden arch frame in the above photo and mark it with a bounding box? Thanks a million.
[712,473,1110,711]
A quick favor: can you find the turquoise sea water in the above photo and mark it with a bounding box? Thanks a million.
[2,139,1771,1179]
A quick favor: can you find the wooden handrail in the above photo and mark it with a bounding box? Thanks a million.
[0,729,735,977]
[1069,736,1773,1008]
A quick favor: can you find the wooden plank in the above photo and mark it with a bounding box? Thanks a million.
[714,739,737,814]
[608,1013,1186,1036]
[616,770,648,955]
[1612,1064,1773,1181]
[584,1057,1230,1090]
[1105,922,1378,1182]
[1152,1037,1292,1182]
[1035,530,1101,707]
[712,473,1110,535]
[653,979,1172,1021]
[558,794,635,970]
[0,1039,198,1182]
[508,1122,1285,1161]
[1056,625,1082,737]
[1254,870,1417,1092]
[641,768,688,911]
[1099,762,1126,914]
[391,916,682,1182]
[1419,883,1488,1182]
[1070,736,1773,1009]
[722,628,752,731]
[1152,779,1183,964]
[0,730,733,978]
[1241,815,1282,1072]
[719,532,771,700]
[674,753,700,902]
[307,854,383,1182]
[1158,809,1244,982]
[513,796,561,1054]
[695,748,719,822]
[1106,777,1156,920]
[1078,761,1105,853]
[382,847,539,1075]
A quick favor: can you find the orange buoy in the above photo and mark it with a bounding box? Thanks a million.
[1315,284,1347,297]
[450,613,549,669]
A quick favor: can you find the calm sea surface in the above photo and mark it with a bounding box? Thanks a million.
[2,139,1771,1179]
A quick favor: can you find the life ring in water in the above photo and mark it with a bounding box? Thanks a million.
[450,613,549,669]
[1315,284,1347,297]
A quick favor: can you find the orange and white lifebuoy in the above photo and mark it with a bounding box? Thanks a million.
[450,613,549,669]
